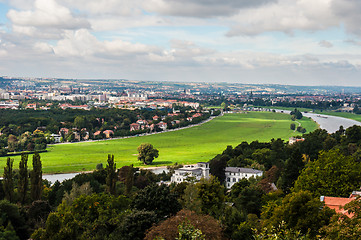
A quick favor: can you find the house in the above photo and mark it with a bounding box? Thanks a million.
[26,103,37,109]
[225,167,263,189]
[153,115,159,121]
[171,162,210,184]
[192,113,202,118]
[49,134,61,143]
[93,131,102,137]
[59,128,69,136]
[130,123,140,131]
[320,191,361,217]
[157,121,167,131]
[289,137,304,145]
[73,131,81,141]
[103,130,114,138]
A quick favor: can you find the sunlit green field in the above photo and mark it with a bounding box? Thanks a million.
[0,112,317,175]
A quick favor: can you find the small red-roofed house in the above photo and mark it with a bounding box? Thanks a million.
[130,123,140,131]
[157,121,167,131]
[59,128,69,135]
[94,131,101,136]
[103,130,114,138]
[321,196,356,217]
[192,113,202,118]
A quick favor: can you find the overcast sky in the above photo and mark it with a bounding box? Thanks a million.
[1,0,361,86]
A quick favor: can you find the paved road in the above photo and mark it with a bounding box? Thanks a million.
[274,109,361,133]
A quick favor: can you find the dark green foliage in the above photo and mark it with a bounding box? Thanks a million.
[27,200,52,230]
[195,177,225,218]
[0,224,20,240]
[48,172,104,207]
[290,108,303,119]
[299,129,328,160]
[118,165,135,195]
[229,178,251,199]
[3,158,14,202]
[30,153,42,201]
[279,145,304,193]
[32,193,131,240]
[0,200,29,239]
[290,123,296,130]
[345,125,361,143]
[263,191,334,237]
[209,154,228,183]
[294,149,361,197]
[18,154,28,204]
[234,186,264,216]
[220,206,247,239]
[132,183,181,219]
[105,154,117,195]
[111,210,158,240]
[297,126,306,133]
[137,143,159,165]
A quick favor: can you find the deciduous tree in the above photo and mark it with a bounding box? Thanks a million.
[137,143,159,165]
[294,149,361,197]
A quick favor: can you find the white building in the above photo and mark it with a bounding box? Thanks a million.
[171,162,210,183]
[49,134,62,143]
[225,167,263,189]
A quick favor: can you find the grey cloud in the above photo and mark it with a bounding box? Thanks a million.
[319,40,333,48]
[345,39,361,46]
[331,0,361,36]
[146,0,276,18]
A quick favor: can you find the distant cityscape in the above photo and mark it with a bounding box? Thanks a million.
[1,76,361,113]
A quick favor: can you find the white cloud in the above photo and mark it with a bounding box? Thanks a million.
[34,42,54,53]
[226,0,336,36]
[7,0,90,34]
[51,29,159,58]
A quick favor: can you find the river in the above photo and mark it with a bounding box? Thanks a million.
[273,109,361,133]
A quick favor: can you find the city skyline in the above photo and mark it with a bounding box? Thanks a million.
[1,0,361,86]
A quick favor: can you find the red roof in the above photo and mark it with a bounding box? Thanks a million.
[322,196,355,217]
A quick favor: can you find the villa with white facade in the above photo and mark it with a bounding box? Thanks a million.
[171,162,210,183]
[170,163,263,189]
[225,167,263,189]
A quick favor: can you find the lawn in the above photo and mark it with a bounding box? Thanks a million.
[0,112,317,175]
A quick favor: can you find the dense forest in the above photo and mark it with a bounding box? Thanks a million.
[2,124,361,239]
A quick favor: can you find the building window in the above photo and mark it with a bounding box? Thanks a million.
[227,177,230,182]
[233,178,236,182]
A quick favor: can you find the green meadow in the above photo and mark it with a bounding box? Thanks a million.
[0,112,317,175]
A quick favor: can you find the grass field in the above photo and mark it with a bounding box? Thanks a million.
[0,112,318,175]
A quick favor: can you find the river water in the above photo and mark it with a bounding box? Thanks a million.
[43,111,361,183]
[274,109,361,133]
